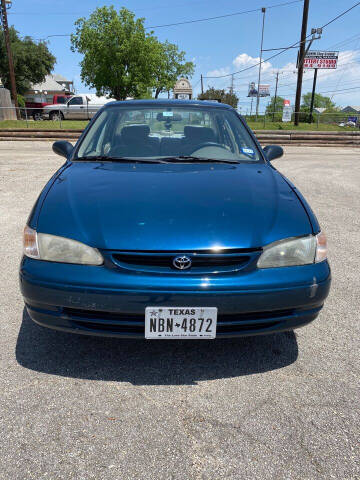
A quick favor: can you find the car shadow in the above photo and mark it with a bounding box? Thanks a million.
[16,308,298,385]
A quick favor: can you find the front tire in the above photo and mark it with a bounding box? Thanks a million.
[49,111,64,121]
[32,112,43,121]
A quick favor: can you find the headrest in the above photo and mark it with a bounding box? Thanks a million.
[121,124,150,141]
[183,126,215,143]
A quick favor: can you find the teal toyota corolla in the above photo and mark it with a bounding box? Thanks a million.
[19,100,331,339]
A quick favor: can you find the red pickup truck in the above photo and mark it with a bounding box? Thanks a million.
[24,94,72,120]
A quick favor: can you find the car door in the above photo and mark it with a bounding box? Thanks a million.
[66,96,86,119]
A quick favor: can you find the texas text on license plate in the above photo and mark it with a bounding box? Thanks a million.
[145,307,217,339]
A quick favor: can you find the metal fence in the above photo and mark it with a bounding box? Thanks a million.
[242,111,360,128]
[0,105,358,130]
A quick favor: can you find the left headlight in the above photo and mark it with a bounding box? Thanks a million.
[23,226,103,265]
[257,232,327,269]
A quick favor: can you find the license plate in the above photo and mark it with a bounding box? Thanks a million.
[145,307,217,339]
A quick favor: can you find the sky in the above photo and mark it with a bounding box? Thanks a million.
[7,0,360,112]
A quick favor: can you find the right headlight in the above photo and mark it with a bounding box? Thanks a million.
[257,232,327,269]
[23,226,103,266]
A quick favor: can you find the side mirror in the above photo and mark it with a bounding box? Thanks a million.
[263,145,284,161]
[52,140,73,159]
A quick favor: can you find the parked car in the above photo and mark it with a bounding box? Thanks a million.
[24,94,72,121]
[42,94,114,121]
[20,99,331,339]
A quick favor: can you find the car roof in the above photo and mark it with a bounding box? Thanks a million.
[103,99,235,110]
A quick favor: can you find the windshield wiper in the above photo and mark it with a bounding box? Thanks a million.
[74,155,239,164]
[74,155,167,163]
[161,156,240,164]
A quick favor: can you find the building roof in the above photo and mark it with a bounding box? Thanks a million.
[341,105,360,112]
[313,107,326,114]
[29,74,72,93]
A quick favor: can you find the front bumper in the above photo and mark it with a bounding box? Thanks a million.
[20,257,331,338]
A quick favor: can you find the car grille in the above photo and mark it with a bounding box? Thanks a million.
[110,249,260,273]
[62,307,295,336]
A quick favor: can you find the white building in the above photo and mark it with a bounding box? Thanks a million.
[25,74,74,103]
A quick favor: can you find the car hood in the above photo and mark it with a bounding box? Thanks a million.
[37,161,312,250]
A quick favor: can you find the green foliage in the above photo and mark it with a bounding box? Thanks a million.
[71,7,153,100]
[298,93,336,123]
[152,41,194,98]
[301,92,335,110]
[265,96,285,115]
[0,27,56,97]
[137,87,154,99]
[17,94,25,107]
[198,87,239,109]
[71,6,194,100]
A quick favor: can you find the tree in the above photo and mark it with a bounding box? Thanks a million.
[71,7,194,100]
[152,41,194,98]
[0,26,56,96]
[71,7,152,100]
[265,95,285,115]
[198,87,239,109]
[301,92,335,111]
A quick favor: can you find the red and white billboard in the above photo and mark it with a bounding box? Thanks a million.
[303,51,338,69]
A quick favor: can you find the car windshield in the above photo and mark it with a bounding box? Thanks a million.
[76,104,262,162]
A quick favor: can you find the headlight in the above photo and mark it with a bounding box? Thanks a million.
[23,226,103,265]
[257,232,327,269]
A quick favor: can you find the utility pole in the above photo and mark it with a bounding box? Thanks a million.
[0,0,19,119]
[256,7,266,120]
[200,74,204,95]
[272,71,280,121]
[294,0,310,126]
[229,74,234,94]
[309,68,318,123]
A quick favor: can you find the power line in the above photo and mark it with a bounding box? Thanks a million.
[321,2,360,29]
[30,0,303,40]
[213,57,360,93]
[276,57,360,89]
[219,59,360,98]
[204,1,360,80]
[228,36,360,93]
[326,32,360,49]
[330,35,360,100]
[8,0,271,16]
[147,0,302,29]
[278,85,360,96]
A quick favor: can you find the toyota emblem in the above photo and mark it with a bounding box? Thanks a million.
[173,255,192,270]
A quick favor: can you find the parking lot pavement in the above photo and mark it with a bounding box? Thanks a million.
[0,142,359,480]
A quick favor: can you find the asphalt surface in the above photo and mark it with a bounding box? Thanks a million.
[0,142,359,480]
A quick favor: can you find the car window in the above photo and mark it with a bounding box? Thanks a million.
[68,97,83,106]
[76,105,261,162]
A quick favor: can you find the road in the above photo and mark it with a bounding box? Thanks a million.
[0,142,359,480]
